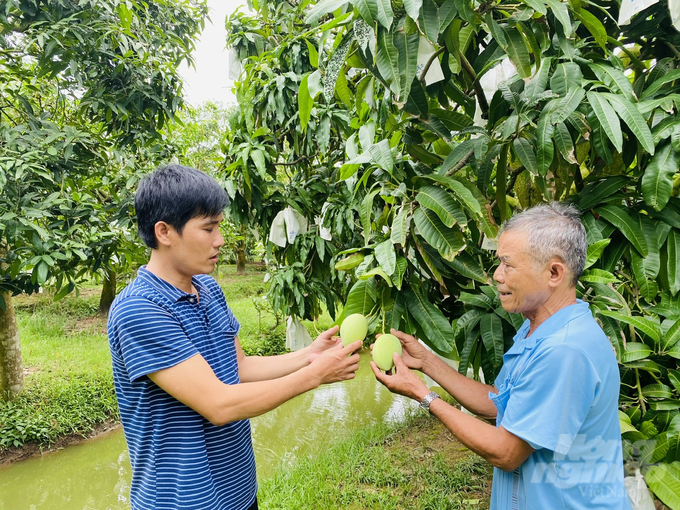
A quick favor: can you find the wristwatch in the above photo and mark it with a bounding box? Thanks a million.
[419,391,441,413]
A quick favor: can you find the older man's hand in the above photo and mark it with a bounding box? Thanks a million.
[386,329,430,371]
[371,352,430,401]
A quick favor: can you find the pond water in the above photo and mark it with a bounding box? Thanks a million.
[0,350,417,510]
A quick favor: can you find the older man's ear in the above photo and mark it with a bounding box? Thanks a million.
[547,259,570,288]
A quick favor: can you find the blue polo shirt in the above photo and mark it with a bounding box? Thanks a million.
[489,301,631,509]
[107,267,257,510]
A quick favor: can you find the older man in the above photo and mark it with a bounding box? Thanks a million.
[372,203,631,509]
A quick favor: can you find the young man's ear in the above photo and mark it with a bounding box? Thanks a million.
[154,221,173,247]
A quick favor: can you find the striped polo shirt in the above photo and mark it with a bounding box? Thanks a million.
[107,267,257,510]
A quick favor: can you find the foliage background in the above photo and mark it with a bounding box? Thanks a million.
[223,0,680,505]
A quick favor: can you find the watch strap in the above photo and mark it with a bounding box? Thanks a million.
[419,391,441,413]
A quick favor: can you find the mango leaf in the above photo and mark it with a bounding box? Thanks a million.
[376,28,401,97]
[651,401,680,411]
[524,56,552,103]
[553,122,576,163]
[299,73,313,132]
[536,115,554,175]
[402,287,456,355]
[393,30,420,101]
[643,384,674,398]
[431,109,474,131]
[447,251,488,284]
[668,432,680,463]
[546,88,585,124]
[620,411,640,434]
[641,68,680,100]
[413,207,467,261]
[550,62,582,96]
[359,267,393,286]
[459,291,493,308]
[598,310,661,344]
[585,239,611,269]
[545,0,572,36]
[480,313,504,368]
[587,91,623,152]
[637,215,661,278]
[580,269,619,284]
[416,185,466,228]
[335,252,365,271]
[621,342,653,362]
[574,9,607,49]
[669,369,680,392]
[306,0,350,24]
[421,0,442,43]
[361,189,380,245]
[393,256,408,290]
[623,359,662,373]
[374,0,395,29]
[374,239,397,275]
[353,0,378,25]
[575,176,629,211]
[391,205,410,246]
[414,237,447,287]
[513,137,538,175]
[602,93,655,155]
[667,230,680,296]
[504,25,532,78]
[642,143,680,212]
[339,278,377,321]
[518,0,546,14]
[589,63,635,101]
[423,174,482,216]
[458,326,479,374]
[403,0,423,20]
[597,204,648,257]
[368,140,395,173]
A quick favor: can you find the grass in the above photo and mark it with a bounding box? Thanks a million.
[258,413,492,509]
[0,264,493,509]
[0,264,323,450]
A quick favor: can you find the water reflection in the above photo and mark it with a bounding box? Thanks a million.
[0,350,416,509]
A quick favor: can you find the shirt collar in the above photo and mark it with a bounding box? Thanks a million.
[137,266,210,305]
[510,300,590,352]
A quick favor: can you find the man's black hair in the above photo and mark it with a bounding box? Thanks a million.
[135,164,229,249]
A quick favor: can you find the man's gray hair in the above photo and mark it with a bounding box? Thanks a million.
[500,202,587,287]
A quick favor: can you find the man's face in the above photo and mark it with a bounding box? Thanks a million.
[168,213,224,276]
[493,230,551,316]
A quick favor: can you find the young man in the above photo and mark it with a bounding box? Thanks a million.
[372,203,631,509]
[107,164,361,510]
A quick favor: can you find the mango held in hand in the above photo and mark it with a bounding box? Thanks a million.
[340,313,368,347]
[372,333,402,371]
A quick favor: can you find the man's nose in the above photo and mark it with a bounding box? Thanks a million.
[493,265,503,283]
[215,232,225,248]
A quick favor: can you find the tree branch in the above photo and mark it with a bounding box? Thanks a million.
[459,52,489,117]
[274,156,308,166]
[445,149,474,176]
[418,47,446,84]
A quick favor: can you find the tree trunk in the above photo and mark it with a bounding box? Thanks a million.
[98,267,117,317]
[236,224,247,275]
[0,291,24,399]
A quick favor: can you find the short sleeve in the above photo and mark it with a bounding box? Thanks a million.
[499,343,600,455]
[110,296,199,381]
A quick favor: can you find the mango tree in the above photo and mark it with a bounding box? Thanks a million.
[0,0,207,398]
[225,0,680,502]
[224,2,358,324]
[164,102,259,275]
